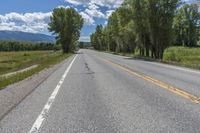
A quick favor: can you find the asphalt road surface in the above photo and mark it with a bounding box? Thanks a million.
[0,49,200,133]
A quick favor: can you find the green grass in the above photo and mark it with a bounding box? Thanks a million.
[163,47,200,69]
[0,51,71,89]
[104,47,200,70]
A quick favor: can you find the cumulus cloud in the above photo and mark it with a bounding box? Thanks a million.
[0,12,52,33]
[65,0,124,8]
[0,0,124,34]
[84,3,106,19]
[64,0,82,5]
[64,0,124,26]
[80,12,95,25]
[0,8,96,34]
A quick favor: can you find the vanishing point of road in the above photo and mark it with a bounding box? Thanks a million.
[0,49,200,133]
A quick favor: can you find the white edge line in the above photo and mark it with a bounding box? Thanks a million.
[28,55,78,133]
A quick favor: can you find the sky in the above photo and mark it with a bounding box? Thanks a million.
[0,0,199,42]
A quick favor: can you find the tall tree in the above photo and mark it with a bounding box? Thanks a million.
[107,12,120,52]
[126,0,151,56]
[147,0,178,59]
[48,7,83,53]
[173,4,200,47]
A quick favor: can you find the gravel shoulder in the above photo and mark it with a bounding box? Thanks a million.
[0,55,73,120]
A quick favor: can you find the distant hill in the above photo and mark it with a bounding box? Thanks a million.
[0,30,55,42]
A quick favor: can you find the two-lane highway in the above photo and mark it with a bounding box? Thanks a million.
[0,49,200,133]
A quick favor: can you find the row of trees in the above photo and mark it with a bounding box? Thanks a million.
[0,41,60,51]
[91,0,200,59]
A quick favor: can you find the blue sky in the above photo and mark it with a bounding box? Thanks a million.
[0,0,122,41]
[0,0,199,42]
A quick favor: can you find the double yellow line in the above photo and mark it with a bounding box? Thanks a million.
[100,57,200,105]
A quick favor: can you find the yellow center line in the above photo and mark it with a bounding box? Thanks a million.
[100,57,200,105]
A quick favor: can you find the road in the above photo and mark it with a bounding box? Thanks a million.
[0,49,200,133]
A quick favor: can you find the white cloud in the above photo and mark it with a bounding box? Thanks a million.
[79,3,106,25]
[85,8,105,19]
[0,12,52,33]
[64,0,82,5]
[64,0,124,26]
[0,8,95,34]
[80,12,95,25]
[0,0,123,34]
[65,0,124,8]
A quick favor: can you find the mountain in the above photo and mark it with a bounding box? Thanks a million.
[0,30,55,42]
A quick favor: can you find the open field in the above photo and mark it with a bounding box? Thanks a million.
[0,51,71,89]
[163,47,200,69]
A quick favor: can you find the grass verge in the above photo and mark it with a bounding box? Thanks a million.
[163,47,200,70]
[0,51,71,90]
[103,47,200,70]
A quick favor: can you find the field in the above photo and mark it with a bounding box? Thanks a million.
[0,51,71,89]
[163,47,200,69]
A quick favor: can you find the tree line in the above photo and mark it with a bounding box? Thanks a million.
[0,40,60,51]
[91,0,200,59]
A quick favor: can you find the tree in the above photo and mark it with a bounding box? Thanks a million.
[125,0,151,56]
[107,12,120,52]
[173,4,200,47]
[91,0,188,59]
[48,7,84,53]
[147,0,178,59]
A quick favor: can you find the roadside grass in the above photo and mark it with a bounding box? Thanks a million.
[103,47,200,70]
[0,51,56,75]
[163,47,200,69]
[0,51,71,89]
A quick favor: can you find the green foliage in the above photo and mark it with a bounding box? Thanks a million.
[0,40,60,51]
[173,4,200,47]
[91,25,107,51]
[147,0,178,59]
[163,47,200,69]
[48,7,84,53]
[91,0,181,59]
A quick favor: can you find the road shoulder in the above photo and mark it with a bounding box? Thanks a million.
[0,55,73,120]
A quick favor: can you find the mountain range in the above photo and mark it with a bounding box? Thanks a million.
[0,30,55,42]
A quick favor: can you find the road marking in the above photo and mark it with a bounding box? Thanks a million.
[100,57,200,105]
[28,55,77,133]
